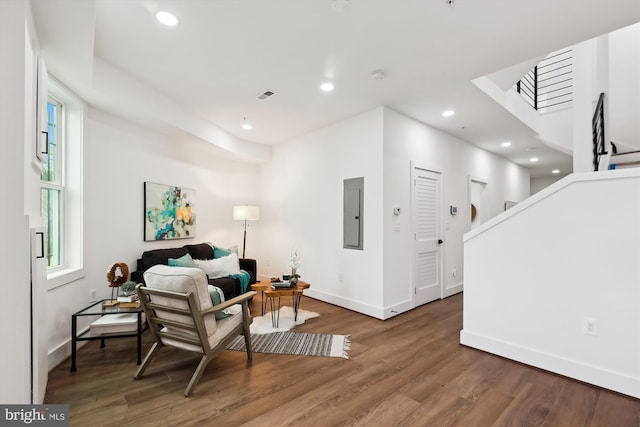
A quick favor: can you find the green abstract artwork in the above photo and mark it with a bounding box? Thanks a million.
[144,182,196,241]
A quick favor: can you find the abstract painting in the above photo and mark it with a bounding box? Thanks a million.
[144,182,196,241]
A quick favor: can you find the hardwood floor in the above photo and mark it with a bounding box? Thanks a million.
[45,293,640,426]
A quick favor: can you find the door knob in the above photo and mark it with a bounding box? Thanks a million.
[438,239,443,244]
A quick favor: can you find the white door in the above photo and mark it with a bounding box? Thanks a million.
[412,166,442,306]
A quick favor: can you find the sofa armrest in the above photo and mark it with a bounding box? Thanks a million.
[239,258,257,284]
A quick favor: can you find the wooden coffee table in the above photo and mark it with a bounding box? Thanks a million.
[251,281,310,327]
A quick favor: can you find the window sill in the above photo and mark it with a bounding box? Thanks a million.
[47,267,85,291]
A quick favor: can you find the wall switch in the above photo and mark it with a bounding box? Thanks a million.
[338,272,344,282]
[583,317,598,336]
[89,289,96,302]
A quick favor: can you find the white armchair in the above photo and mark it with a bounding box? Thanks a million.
[135,265,254,396]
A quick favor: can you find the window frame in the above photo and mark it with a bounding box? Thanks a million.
[44,77,85,290]
[41,95,65,271]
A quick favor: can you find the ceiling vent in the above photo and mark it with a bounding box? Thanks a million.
[257,90,276,100]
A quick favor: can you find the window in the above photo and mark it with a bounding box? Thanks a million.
[40,98,63,268]
[42,77,84,288]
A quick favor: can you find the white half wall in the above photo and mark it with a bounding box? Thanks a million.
[461,169,640,398]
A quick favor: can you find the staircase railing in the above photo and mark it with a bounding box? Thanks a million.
[592,92,606,171]
[516,49,573,111]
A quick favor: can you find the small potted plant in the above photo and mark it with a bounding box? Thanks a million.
[287,250,301,285]
[121,280,137,296]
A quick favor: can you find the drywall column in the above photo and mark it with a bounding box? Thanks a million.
[0,0,32,403]
[572,39,597,173]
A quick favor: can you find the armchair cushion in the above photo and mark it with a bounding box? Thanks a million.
[143,265,217,340]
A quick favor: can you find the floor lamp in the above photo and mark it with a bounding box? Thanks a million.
[233,205,260,258]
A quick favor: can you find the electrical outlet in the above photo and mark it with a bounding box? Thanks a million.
[89,289,97,302]
[338,272,344,282]
[583,317,598,336]
[265,259,270,267]
[452,267,457,277]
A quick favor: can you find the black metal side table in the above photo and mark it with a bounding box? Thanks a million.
[70,299,147,372]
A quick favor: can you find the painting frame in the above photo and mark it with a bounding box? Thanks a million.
[144,182,196,241]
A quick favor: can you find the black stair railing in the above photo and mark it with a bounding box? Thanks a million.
[516,49,573,111]
[592,92,606,171]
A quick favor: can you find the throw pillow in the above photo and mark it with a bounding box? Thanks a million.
[167,253,195,267]
[194,253,241,278]
[207,285,229,320]
[213,245,239,259]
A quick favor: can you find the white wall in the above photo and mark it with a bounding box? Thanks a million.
[1,0,33,404]
[46,108,261,368]
[257,107,528,320]
[382,108,530,315]
[461,169,640,398]
[530,175,563,194]
[258,108,385,317]
[609,22,640,149]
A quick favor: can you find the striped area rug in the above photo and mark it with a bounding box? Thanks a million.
[226,332,350,359]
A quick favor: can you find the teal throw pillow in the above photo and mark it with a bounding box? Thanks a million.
[213,245,238,259]
[208,285,229,320]
[167,253,195,267]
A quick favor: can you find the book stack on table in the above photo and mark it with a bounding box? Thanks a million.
[270,280,293,289]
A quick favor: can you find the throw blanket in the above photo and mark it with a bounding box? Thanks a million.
[230,269,251,293]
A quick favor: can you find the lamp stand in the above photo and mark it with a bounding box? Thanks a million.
[241,219,247,259]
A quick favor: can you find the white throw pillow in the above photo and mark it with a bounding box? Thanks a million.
[194,253,240,278]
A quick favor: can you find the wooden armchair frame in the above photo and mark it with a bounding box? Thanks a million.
[135,283,255,397]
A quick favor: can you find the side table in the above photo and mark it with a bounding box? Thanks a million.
[70,299,147,372]
[251,281,310,327]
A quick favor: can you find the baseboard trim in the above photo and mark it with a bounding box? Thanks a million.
[443,282,463,298]
[383,300,414,319]
[305,288,385,319]
[460,329,640,399]
[48,326,89,371]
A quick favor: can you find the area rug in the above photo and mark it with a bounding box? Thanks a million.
[226,331,350,359]
[250,306,320,334]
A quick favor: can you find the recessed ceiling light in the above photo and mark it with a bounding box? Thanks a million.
[442,110,455,117]
[529,157,539,163]
[242,118,253,130]
[501,141,512,147]
[320,82,335,92]
[552,169,560,174]
[156,10,179,27]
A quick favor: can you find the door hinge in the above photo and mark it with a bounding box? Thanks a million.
[414,288,417,295]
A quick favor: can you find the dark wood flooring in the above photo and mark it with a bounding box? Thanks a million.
[45,293,640,426]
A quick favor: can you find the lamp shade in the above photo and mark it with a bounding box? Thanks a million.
[233,205,260,221]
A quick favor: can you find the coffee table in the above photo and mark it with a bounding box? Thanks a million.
[251,281,310,327]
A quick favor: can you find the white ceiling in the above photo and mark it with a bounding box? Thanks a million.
[31,0,640,178]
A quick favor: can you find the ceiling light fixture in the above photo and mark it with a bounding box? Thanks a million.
[442,110,455,117]
[501,141,512,147]
[320,82,335,92]
[156,10,179,26]
[242,118,253,130]
[552,169,560,174]
[529,157,539,163]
